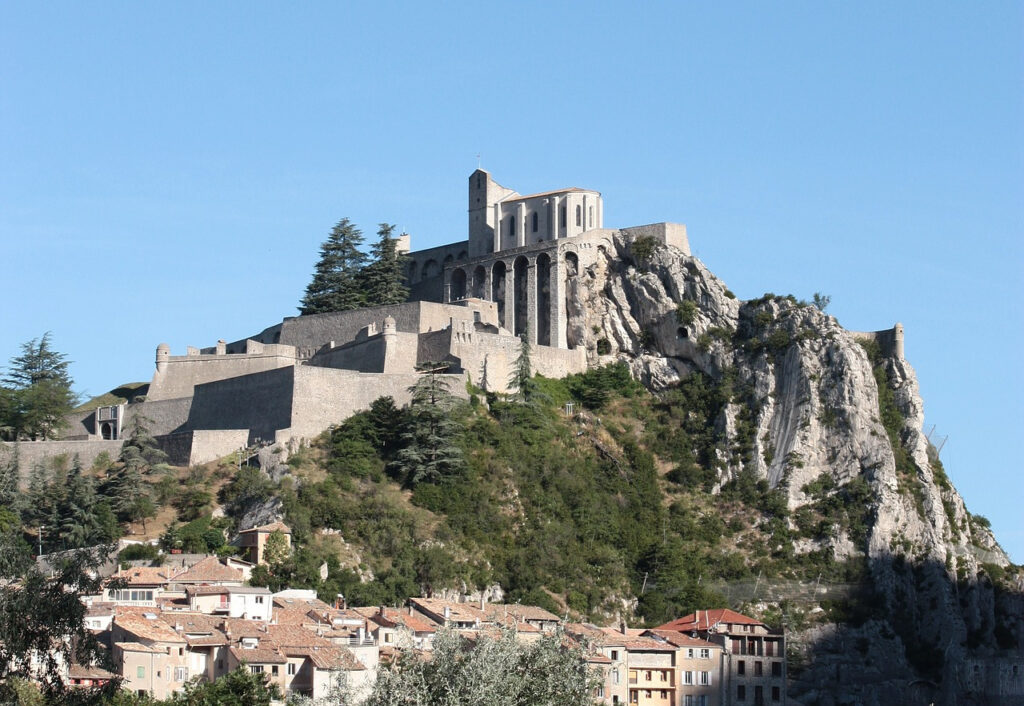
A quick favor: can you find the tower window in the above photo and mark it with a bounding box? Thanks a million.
[589,206,594,226]
[576,205,581,226]
[509,217,515,237]
[560,206,566,228]
[532,212,538,232]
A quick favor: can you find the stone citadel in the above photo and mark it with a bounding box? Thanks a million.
[26,170,689,468]
[7,169,902,473]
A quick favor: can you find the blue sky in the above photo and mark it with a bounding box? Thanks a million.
[1,2,1021,561]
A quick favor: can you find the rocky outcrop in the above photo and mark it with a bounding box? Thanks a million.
[568,231,1020,702]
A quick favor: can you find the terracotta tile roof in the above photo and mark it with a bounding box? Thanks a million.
[563,623,626,647]
[162,613,228,647]
[172,557,243,584]
[409,598,484,625]
[219,618,268,639]
[239,521,292,535]
[114,641,164,653]
[68,664,117,679]
[114,614,185,644]
[230,646,287,664]
[644,630,719,649]
[111,566,172,586]
[353,606,438,633]
[656,609,765,633]
[284,646,365,671]
[267,624,334,649]
[482,603,560,624]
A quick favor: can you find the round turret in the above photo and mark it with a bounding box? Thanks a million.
[155,343,170,373]
[383,315,397,336]
[893,322,905,360]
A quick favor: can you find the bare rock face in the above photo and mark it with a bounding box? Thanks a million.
[568,231,1019,702]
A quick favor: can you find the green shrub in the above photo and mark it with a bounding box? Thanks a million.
[631,236,658,264]
[676,300,698,326]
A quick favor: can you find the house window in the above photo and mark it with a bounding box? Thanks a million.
[684,671,693,685]
[612,668,619,684]
[772,686,781,701]
[250,665,264,674]
[596,686,605,697]
[272,665,279,676]
[772,662,782,677]
[737,685,746,701]
[137,666,145,679]
[576,205,581,226]
[255,596,264,604]
[737,660,745,675]
[288,662,297,675]
[610,650,618,661]
[687,648,694,658]
[700,648,710,659]
[645,671,651,681]
[660,671,667,682]
[755,661,763,676]
[660,691,667,699]
[685,696,694,706]
[174,667,188,682]
[700,671,710,685]
[385,633,393,644]
[532,212,538,232]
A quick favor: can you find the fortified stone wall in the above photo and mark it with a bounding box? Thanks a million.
[148,344,297,402]
[184,367,296,442]
[236,301,497,357]
[849,323,905,360]
[620,222,690,256]
[138,397,193,437]
[1,439,125,478]
[282,367,467,442]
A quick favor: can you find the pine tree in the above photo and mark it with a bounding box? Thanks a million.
[509,334,539,403]
[391,363,464,486]
[360,223,410,306]
[2,334,76,440]
[299,218,368,315]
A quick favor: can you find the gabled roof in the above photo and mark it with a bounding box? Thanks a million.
[500,187,597,202]
[114,613,185,644]
[355,606,438,634]
[482,603,560,624]
[230,646,287,665]
[172,556,243,584]
[656,609,765,633]
[238,521,292,535]
[111,566,172,586]
[408,598,484,625]
[267,624,334,649]
[284,646,366,671]
[563,623,626,647]
[644,629,719,649]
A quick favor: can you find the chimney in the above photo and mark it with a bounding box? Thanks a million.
[479,594,485,611]
[174,623,182,633]
[619,619,627,635]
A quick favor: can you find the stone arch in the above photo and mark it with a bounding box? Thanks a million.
[456,250,468,261]
[513,256,530,338]
[407,260,419,284]
[472,265,487,299]
[564,251,580,350]
[492,261,507,328]
[423,259,440,279]
[443,254,454,267]
[564,251,579,277]
[536,253,552,346]
[450,268,467,301]
[100,422,114,440]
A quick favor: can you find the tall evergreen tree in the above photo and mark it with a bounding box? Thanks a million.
[508,334,539,403]
[299,218,368,315]
[2,334,76,440]
[391,363,464,486]
[360,223,410,306]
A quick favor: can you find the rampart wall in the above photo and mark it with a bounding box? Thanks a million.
[148,347,297,401]
[1,439,125,479]
[185,367,295,442]
[620,222,690,256]
[849,323,905,360]
[283,367,467,442]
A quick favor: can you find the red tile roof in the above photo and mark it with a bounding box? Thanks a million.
[656,608,765,632]
[239,521,292,535]
[173,556,243,584]
[644,629,719,649]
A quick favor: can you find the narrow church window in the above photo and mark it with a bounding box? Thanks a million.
[532,212,538,232]
[509,217,515,237]
[560,206,566,228]
[589,206,594,226]
[576,205,582,226]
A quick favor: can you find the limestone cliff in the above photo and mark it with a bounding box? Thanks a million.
[566,232,1022,705]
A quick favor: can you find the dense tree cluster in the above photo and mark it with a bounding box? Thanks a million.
[299,220,409,315]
